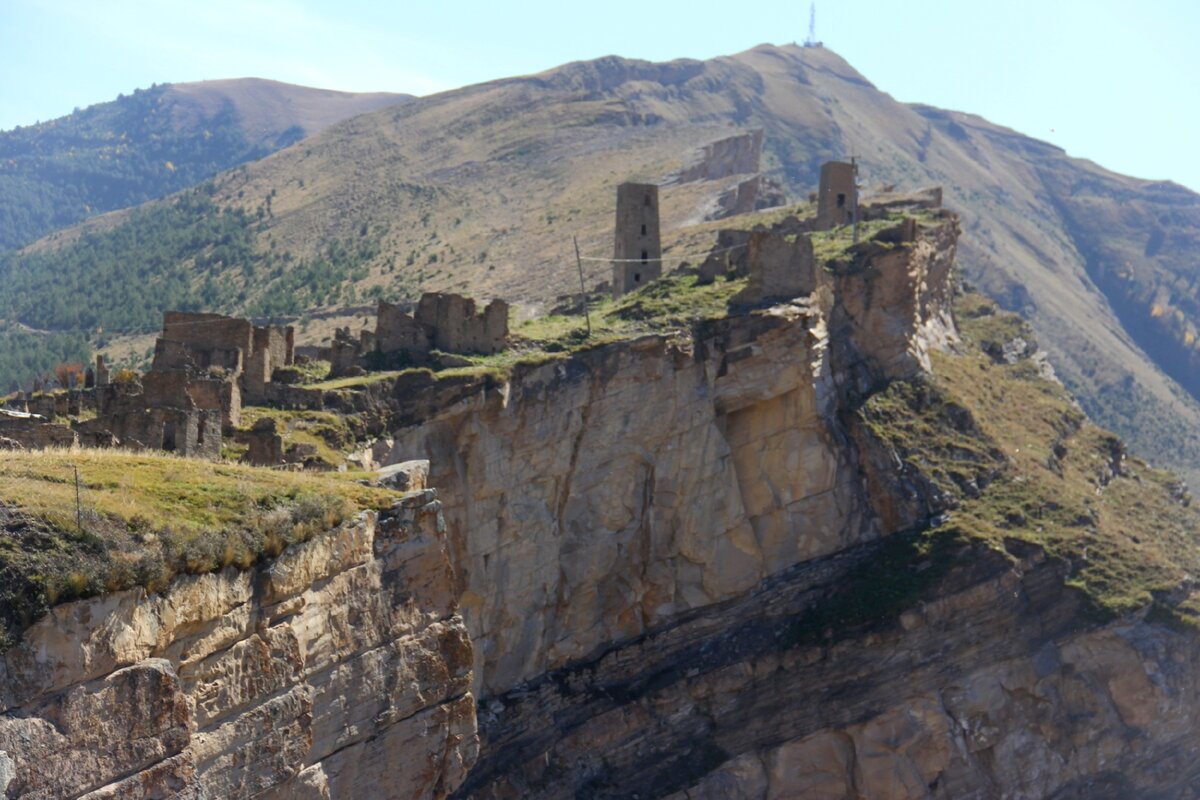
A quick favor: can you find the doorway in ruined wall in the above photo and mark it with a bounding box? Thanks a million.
[162,420,177,452]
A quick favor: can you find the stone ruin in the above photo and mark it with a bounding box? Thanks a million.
[612,182,662,297]
[1,312,297,461]
[151,311,294,408]
[693,162,944,307]
[731,231,821,306]
[327,292,510,377]
[815,160,858,230]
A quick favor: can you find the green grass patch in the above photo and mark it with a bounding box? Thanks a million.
[239,407,360,468]
[853,291,1200,621]
[0,448,399,647]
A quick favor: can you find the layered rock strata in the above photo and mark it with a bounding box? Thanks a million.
[0,493,476,799]
[458,541,1200,799]
[389,216,960,698]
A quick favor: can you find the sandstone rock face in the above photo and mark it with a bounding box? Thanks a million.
[458,544,1200,799]
[828,216,960,397]
[392,306,872,698]
[0,495,477,799]
[390,219,962,700]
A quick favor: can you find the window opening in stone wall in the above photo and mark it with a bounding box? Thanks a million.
[634,272,641,283]
[641,224,647,235]
[837,193,846,208]
[644,194,651,207]
[162,421,177,452]
[641,250,648,263]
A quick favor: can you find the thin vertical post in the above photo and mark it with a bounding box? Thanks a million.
[573,236,592,338]
[851,155,860,244]
[73,464,82,533]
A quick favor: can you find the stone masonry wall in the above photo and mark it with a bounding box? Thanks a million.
[415,294,509,356]
[612,183,662,296]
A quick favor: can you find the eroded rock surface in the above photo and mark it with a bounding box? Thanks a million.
[390,217,961,698]
[457,544,1200,799]
[0,494,476,799]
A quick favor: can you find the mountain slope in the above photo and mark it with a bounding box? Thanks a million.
[5,44,1200,480]
[0,78,408,251]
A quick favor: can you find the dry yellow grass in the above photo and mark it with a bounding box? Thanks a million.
[0,447,399,646]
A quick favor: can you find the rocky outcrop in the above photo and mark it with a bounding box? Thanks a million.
[0,493,477,799]
[457,541,1200,799]
[672,130,765,185]
[388,217,961,700]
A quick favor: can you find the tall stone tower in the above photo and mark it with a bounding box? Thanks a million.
[816,161,857,230]
[612,182,662,297]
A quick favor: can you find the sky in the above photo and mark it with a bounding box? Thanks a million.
[2,0,1198,191]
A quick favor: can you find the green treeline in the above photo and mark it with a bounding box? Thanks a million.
[0,186,378,388]
[0,326,90,393]
[0,84,303,251]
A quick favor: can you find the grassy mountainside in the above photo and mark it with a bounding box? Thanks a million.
[6,44,1200,479]
[859,293,1200,622]
[0,78,407,252]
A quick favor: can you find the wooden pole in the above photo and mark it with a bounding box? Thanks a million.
[73,464,82,533]
[573,235,592,338]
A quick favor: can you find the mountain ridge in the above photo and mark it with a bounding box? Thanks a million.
[4,43,1200,481]
[0,77,410,252]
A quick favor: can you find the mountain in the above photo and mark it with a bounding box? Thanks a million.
[0,78,409,251]
[3,44,1200,482]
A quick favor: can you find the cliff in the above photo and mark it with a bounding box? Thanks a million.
[382,214,1200,798]
[4,210,1200,799]
[0,492,476,798]
[391,214,959,698]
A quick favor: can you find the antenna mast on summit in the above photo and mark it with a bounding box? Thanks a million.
[804,2,818,47]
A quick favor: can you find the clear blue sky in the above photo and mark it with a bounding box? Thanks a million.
[3,0,1197,191]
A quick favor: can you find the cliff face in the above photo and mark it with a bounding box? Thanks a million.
[5,211,1200,799]
[0,493,476,799]
[459,542,1200,799]
[385,214,1200,799]
[390,216,960,699]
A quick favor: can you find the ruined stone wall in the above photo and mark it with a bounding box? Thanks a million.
[0,417,77,449]
[415,294,509,355]
[254,325,294,372]
[0,498,477,799]
[612,182,662,296]
[377,300,432,355]
[161,312,254,356]
[732,230,820,306]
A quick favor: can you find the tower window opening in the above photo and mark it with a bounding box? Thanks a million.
[641,224,647,235]
[634,272,641,283]
[836,193,846,208]
[644,194,652,207]
[641,250,649,263]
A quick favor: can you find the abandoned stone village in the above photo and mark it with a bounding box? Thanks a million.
[0,151,945,471]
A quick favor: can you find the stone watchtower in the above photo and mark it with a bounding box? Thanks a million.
[612,182,662,297]
[816,161,857,230]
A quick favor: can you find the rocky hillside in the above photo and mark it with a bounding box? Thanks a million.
[1,210,1199,797]
[0,78,407,251]
[5,44,1200,483]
